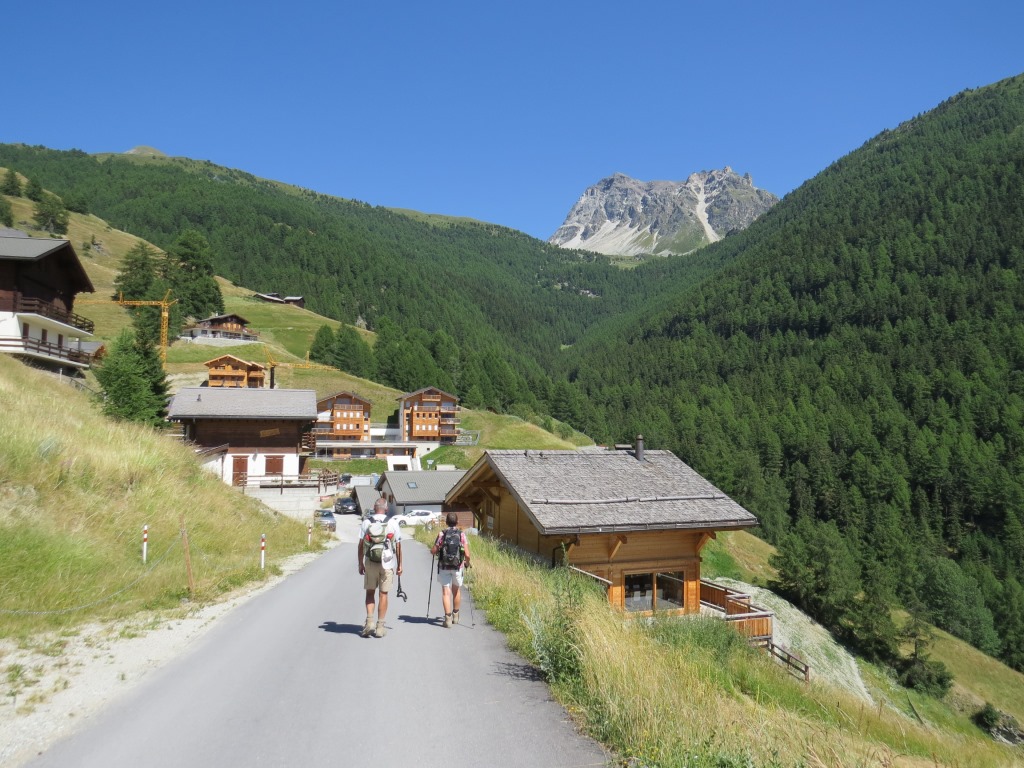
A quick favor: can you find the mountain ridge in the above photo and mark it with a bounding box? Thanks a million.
[549,167,778,257]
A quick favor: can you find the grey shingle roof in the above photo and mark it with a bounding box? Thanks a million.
[0,235,95,292]
[167,388,317,420]
[382,470,466,505]
[453,449,757,534]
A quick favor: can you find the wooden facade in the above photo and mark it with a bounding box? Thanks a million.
[446,444,760,621]
[398,387,460,443]
[183,313,259,341]
[315,391,372,441]
[204,355,266,388]
[167,388,318,487]
[0,234,96,370]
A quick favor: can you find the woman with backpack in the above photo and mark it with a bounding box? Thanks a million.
[430,511,471,628]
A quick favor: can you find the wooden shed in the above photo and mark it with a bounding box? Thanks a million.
[445,439,759,617]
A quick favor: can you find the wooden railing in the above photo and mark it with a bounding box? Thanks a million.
[700,579,810,682]
[765,639,811,683]
[235,470,338,493]
[0,337,92,365]
[301,433,317,452]
[700,579,774,639]
[6,297,96,334]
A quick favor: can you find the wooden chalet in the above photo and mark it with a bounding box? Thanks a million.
[446,439,771,639]
[253,292,305,308]
[204,355,266,388]
[314,391,372,452]
[167,388,317,486]
[182,313,259,342]
[398,386,460,443]
[0,231,96,371]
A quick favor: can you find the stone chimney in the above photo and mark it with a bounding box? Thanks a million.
[635,434,645,461]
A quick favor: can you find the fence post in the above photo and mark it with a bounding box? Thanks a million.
[180,515,195,597]
[142,525,148,565]
[260,534,266,570]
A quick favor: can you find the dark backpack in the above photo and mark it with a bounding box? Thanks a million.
[438,527,464,569]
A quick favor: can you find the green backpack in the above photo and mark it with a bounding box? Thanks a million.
[364,518,393,562]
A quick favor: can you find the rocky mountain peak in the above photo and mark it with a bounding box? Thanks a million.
[549,168,777,257]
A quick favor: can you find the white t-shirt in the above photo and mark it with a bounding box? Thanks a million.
[360,514,402,571]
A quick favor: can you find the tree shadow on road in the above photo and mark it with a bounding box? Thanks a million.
[492,661,544,682]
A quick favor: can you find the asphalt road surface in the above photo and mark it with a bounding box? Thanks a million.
[25,515,612,768]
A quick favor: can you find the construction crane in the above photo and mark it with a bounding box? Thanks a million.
[79,290,177,362]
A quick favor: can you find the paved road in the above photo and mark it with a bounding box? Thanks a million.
[26,516,611,768]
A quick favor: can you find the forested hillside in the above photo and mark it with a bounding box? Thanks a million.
[563,74,1024,669]
[4,73,1024,672]
[0,145,638,413]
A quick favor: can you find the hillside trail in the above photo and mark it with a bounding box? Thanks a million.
[4,517,612,768]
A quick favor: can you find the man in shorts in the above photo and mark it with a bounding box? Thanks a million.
[358,497,403,638]
[431,511,471,628]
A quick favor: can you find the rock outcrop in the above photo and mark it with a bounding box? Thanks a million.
[549,168,777,257]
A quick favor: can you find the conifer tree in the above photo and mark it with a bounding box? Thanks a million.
[163,229,223,320]
[94,329,167,426]
[1,168,20,196]
[0,197,12,228]
[32,192,69,234]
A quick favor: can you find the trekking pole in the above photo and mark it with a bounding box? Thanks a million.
[467,561,475,627]
[426,554,435,618]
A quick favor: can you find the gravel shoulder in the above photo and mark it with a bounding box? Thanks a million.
[0,541,339,768]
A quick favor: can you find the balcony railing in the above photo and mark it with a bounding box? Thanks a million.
[0,336,92,365]
[5,297,95,334]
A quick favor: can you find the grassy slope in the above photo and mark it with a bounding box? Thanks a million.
[709,529,1024,729]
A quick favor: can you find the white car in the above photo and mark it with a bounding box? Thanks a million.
[391,509,442,527]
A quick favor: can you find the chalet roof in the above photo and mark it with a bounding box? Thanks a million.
[317,390,371,410]
[398,386,458,402]
[167,388,317,421]
[449,449,757,535]
[379,470,466,505]
[198,313,250,325]
[0,235,95,293]
[203,355,264,369]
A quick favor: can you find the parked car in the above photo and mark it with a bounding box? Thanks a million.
[391,509,442,527]
[334,496,359,515]
[314,509,337,532]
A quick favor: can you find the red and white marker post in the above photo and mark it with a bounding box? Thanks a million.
[307,523,312,546]
[142,525,149,564]
[260,533,266,571]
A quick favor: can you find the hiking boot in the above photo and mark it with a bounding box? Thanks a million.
[360,618,373,638]
[374,621,386,638]
[443,613,452,628]
[452,610,460,625]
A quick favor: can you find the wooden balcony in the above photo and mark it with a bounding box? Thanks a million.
[700,579,774,641]
[4,296,95,334]
[0,336,92,366]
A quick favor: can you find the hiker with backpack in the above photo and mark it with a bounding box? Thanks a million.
[357,497,403,638]
[430,511,471,628]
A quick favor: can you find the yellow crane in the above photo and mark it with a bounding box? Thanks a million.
[79,290,177,362]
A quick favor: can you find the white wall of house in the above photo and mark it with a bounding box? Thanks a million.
[219,452,301,485]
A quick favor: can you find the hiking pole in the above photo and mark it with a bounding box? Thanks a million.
[467,561,475,627]
[396,573,408,602]
[426,554,435,618]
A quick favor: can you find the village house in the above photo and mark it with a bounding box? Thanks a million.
[376,469,466,517]
[204,355,267,388]
[166,387,318,486]
[313,391,373,455]
[181,313,259,343]
[445,438,772,638]
[397,386,460,443]
[0,231,96,372]
[253,292,305,309]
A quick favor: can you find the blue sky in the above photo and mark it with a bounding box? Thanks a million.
[4,1,1022,240]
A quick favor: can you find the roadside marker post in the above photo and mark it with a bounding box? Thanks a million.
[307,523,312,547]
[142,525,148,565]
[260,534,266,570]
